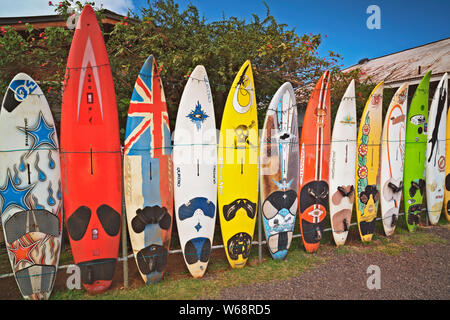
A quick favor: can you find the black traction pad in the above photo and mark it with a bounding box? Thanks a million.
[15,265,56,297]
[409,179,425,197]
[184,237,211,265]
[3,87,21,112]
[96,204,121,237]
[78,258,116,285]
[267,231,292,254]
[4,209,59,244]
[227,232,252,260]
[300,181,329,212]
[136,244,168,274]
[360,219,376,236]
[132,206,171,233]
[67,206,91,241]
[222,199,257,221]
[407,211,421,225]
[301,219,325,244]
[262,190,297,220]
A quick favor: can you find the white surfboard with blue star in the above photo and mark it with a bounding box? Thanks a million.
[173,65,217,278]
[0,73,62,300]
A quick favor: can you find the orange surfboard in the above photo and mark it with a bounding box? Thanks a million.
[60,5,122,293]
[299,70,331,253]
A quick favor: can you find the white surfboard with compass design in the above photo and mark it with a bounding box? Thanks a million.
[173,65,217,278]
[0,73,62,300]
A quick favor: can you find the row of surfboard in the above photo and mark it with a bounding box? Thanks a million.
[0,5,448,300]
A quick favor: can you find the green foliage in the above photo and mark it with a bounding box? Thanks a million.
[0,0,344,136]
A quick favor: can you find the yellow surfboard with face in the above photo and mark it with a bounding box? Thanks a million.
[218,60,259,268]
[355,82,384,242]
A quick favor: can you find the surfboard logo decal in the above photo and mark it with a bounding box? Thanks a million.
[340,114,355,125]
[10,80,38,102]
[232,65,253,114]
[273,179,293,190]
[77,37,103,121]
[187,101,209,130]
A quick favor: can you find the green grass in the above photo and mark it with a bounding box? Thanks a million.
[1,206,448,300]
[51,237,325,300]
[51,215,449,300]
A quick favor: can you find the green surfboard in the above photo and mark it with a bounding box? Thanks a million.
[403,71,431,232]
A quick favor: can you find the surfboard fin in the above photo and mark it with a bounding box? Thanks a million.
[391,214,397,227]
[342,218,348,232]
[314,226,322,241]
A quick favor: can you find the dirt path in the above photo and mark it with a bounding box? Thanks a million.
[218,225,450,300]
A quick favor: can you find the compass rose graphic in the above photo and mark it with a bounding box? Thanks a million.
[187,101,209,130]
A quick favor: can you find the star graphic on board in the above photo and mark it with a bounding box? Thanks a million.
[18,112,57,155]
[194,222,202,232]
[273,179,293,190]
[0,169,34,214]
[8,237,40,268]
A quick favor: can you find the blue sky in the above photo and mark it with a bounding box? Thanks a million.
[2,0,449,67]
[131,0,450,67]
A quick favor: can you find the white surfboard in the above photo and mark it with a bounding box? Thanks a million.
[426,73,448,225]
[259,82,299,259]
[173,65,217,278]
[380,83,408,236]
[329,80,356,246]
[0,73,62,299]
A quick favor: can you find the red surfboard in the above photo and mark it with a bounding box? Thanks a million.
[298,70,331,253]
[60,5,122,293]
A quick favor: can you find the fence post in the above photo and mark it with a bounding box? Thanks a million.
[121,147,128,289]
[258,183,262,264]
[122,199,128,289]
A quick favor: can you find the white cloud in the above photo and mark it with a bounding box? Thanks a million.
[0,0,134,17]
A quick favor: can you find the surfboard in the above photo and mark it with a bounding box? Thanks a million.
[260,82,298,259]
[218,60,259,268]
[380,83,408,236]
[355,81,383,243]
[403,71,431,232]
[173,65,216,278]
[329,79,356,246]
[426,73,448,225]
[299,70,331,253]
[0,73,62,300]
[60,5,122,293]
[124,55,173,284]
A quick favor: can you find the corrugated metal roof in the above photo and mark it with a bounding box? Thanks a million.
[343,37,450,87]
[0,9,135,27]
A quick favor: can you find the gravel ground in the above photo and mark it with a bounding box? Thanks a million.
[218,225,450,300]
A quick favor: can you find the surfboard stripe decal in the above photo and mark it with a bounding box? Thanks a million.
[77,37,103,121]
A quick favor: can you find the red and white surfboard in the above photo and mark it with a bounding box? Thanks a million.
[299,70,331,253]
[60,5,122,294]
